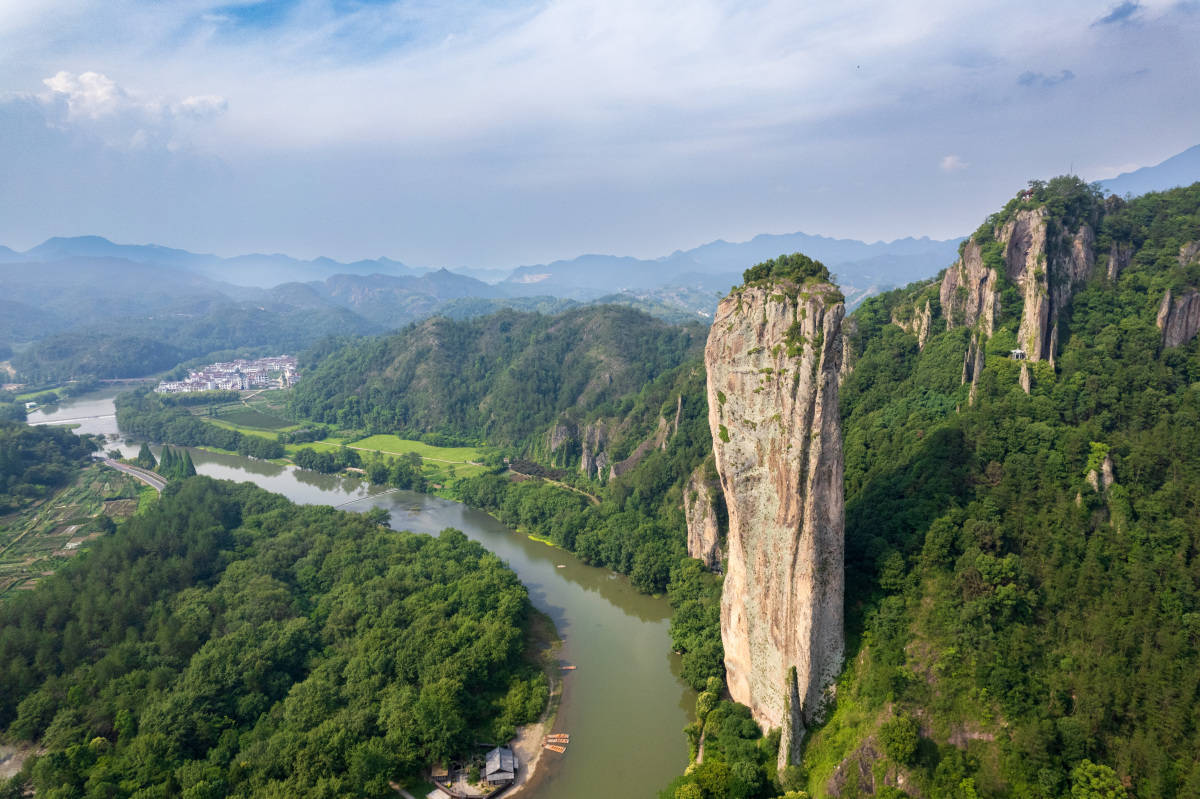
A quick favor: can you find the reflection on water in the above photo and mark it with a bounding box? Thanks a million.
[30,389,694,798]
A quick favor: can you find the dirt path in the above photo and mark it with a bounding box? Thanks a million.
[507,469,600,505]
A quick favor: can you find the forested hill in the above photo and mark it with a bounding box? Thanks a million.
[802,180,1200,798]
[0,422,98,513]
[0,477,546,797]
[289,304,705,446]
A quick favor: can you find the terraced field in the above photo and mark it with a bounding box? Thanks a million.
[0,464,141,598]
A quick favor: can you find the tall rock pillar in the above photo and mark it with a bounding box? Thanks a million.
[704,276,845,770]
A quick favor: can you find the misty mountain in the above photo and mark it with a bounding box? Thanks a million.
[16,235,424,287]
[0,256,231,330]
[1100,143,1200,197]
[501,232,963,312]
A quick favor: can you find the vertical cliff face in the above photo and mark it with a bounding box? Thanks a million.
[940,240,998,335]
[685,463,724,570]
[937,207,1097,364]
[1157,289,1200,348]
[580,422,609,479]
[1000,208,1095,362]
[705,279,845,769]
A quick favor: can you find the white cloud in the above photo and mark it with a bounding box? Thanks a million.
[43,70,124,119]
[174,94,228,119]
[0,1,1198,261]
[29,69,227,150]
[940,154,969,172]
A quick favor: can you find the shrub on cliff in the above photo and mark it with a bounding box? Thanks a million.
[742,252,831,286]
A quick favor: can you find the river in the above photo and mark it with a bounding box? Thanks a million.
[28,388,694,798]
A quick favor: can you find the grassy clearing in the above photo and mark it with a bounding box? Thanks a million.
[347,434,483,464]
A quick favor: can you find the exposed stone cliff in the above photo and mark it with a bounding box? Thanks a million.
[705,278,845,770]
[609,412,674,479]
[685,463,724,570]
[1157,289,1200,349]
[940,239,997,336]
[892,298,933,349]
[580,422,609,479]
[938,207,1097,364]
[1001,208,1095,362]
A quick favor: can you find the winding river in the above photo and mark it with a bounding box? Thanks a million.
[28,388,694,798]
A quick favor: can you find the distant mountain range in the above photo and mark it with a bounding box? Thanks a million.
[501,232,964,304]
[0,235,424,287]
[1099,144,1200,197]
[3,141,1196,364]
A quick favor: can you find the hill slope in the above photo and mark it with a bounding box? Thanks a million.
[289,305,705,446]
[801,179,1200,798]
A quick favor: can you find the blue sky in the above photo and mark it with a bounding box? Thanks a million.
[0,0,1197,267]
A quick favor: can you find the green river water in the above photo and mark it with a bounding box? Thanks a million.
[29,389,695,798]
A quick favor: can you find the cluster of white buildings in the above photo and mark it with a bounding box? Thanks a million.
[155,355,298,394]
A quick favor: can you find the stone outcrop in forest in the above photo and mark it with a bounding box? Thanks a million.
[1157,288,1200,349]
[892,298,933,349]
[940,239,998,337]
[705,270,845,771]
[938,206,1096,363]
[684,463,724,569]
[579,421,609,479]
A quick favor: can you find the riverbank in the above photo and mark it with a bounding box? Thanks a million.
[503,608,563,798]
[26,389,695,799]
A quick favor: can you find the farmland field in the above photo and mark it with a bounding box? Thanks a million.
[347,434,484,464]
[0,464,141,597]
[213,407,295,430]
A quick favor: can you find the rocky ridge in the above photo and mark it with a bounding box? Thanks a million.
[705,277,845,770]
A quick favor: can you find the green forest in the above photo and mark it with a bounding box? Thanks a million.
[0,421,98,513]
[0,477,546,798]
[794,180,1200,799]
[79,181,1200,798]
[287,305,704,446]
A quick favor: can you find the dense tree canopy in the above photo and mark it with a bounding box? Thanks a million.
[0,421,97,513]
[288,305,704,446]
[742,253,832,286]
[0,477,546,797]
[819,182,1200,798]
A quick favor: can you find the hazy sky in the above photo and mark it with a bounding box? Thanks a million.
[1,0,1197,267]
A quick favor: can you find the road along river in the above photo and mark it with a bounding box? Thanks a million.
[28,389,695,798]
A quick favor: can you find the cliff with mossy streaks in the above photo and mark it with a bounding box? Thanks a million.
[705,257,845,771]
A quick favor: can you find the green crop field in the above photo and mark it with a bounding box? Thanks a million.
[347,435,484,464]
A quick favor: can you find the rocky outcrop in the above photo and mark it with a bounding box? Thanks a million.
[938,207,1099,368]
[580,422,609,479]
[1019,362,1031,394]
[940,208,1099,364]
[685,464,724,570]
[892,299,933,349]
[609,414,673,479]
[544,419,578,467]
[705,278,844,770]
[961,332,986,405]
[1086,453,1116,492]
[1108,242,1132,280]
[941,240,998,336]
[1156,289,1200,348]
[999,208,1095,362]
[1181,241,1200,268]
[840,316,857,382]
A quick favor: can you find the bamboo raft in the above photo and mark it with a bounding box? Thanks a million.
[544,734,569,742]
[560,665,577,670]
[543,744,566,753]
